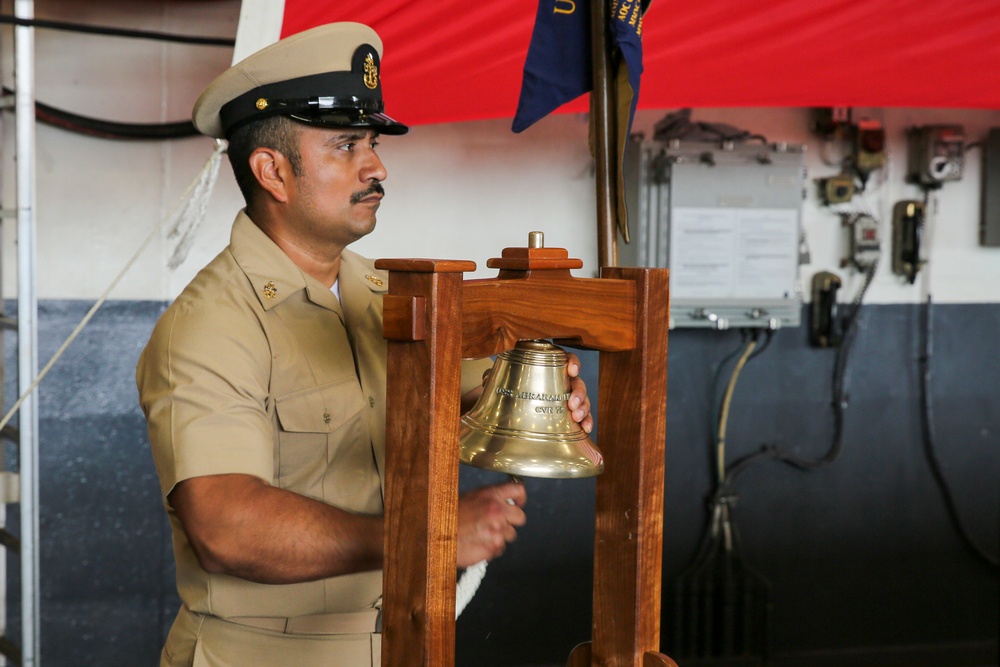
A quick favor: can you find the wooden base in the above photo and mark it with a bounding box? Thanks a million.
[567,642,680,667]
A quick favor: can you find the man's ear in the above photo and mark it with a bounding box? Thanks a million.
[248,147,292,203]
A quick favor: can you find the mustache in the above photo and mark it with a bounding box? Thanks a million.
[350,182,385,204]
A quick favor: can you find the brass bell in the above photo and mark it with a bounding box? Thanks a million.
[458,340,604,479]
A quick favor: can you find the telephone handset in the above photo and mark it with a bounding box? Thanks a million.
[809,271,842,347]
[892,200,926,284]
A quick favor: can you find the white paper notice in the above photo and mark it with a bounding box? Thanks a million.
[670,207,799,299]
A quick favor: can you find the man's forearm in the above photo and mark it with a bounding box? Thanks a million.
[171,473,384,585]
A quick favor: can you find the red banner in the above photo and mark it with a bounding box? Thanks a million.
[274,0,1000,126]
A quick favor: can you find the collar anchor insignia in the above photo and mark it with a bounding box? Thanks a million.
[263,280,278,299]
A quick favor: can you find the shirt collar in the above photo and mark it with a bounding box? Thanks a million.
[229,210,342,314]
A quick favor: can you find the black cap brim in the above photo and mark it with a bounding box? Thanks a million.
[289,110,408,135]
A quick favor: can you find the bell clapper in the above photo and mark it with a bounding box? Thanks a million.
[505,474,522,505]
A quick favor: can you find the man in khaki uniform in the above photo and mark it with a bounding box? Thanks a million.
[136,22,592,667]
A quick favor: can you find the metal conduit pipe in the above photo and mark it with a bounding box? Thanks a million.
[15,0,40,664]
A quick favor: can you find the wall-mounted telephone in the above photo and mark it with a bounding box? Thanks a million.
[906,125,965,188]
[809,271,842,347]
[892,200,926,284]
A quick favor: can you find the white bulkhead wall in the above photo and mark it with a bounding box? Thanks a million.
[2,1,998,304]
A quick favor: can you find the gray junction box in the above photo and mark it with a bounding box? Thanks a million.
[621,139,807,329]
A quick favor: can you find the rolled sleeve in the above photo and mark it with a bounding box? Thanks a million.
[138,296,274,502]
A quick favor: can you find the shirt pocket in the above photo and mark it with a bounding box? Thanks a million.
[274,379,374,504]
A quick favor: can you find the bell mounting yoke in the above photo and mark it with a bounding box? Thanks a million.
[375,232,676,667]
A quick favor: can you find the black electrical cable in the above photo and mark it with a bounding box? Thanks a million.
[0,15,232,140]
[34,99,197,140]
[724,260,879,486]
[0,14,235,47]
[680,331,760,572]
[747,328,775,361]
[918,296,999,569]
[1,87,198,140]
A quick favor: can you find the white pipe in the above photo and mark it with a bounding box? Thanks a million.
[14,1,40,664]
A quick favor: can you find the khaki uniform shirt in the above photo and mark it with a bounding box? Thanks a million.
[137,211,487,621]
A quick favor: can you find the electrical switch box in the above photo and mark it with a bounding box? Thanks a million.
[842,213,880,270]
[907,125,965,187]
[621,138,806,329]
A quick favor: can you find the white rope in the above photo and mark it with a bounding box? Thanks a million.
[455,475,521,616]
[456,560,488,618]
[0,140,227,434]
[167,141,224,268]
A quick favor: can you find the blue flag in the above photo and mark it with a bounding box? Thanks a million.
[512,0,647,135]
[512,0,592,133]
[513,0,649,246]
[609,0,647,244]
[609,0,646,138]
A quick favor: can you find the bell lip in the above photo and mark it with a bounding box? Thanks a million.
[458,419,604,479]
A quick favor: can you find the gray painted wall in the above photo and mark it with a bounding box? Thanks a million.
[2,299,995,666]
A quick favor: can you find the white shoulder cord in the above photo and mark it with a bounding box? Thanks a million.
[167,140,225,269]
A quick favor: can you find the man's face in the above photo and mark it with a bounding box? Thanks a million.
[285,125,388,250]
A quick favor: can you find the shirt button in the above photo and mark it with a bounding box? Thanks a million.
[368,396,376,408]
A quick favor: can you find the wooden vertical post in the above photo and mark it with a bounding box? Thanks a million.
[591,266,670,666]
[379,259,474,667]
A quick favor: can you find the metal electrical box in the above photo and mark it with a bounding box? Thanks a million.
[981,127,1000,247]
[621,138,806,329]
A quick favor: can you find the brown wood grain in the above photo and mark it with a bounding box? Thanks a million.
[591,267,670,667]
[566,642,591,666]
[461,273,636,358]
[375,257,477,274]
[382,268,465,666]
[382,294,426,341]
[644,652,681,667]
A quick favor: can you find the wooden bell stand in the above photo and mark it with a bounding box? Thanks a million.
[376,237,676,667]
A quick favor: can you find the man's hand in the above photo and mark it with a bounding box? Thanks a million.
[565,352,593,434]
[456,481,527,568]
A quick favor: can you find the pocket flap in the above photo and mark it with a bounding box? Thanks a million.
[275,379,366,433]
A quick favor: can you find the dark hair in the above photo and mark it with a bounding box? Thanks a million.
[225,116,302,205]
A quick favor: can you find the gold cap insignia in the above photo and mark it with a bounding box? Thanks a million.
[263,280,277,299]
[255,98,268,111]
[363,53,378,90]
[365,274,384,287]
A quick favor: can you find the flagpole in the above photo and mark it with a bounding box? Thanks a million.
[591,0,617,269]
